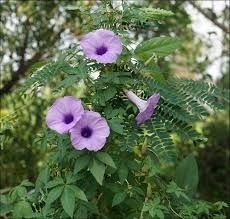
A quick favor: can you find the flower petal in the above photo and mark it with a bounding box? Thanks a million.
[46,96,84,134]
[135,93,160,125]
[86,136,107,151]
[70,110,110,151]
[80,29,122,64]
[93,118,110,137]
[95,52,118,64]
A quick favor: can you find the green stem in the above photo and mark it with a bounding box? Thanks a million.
[166,196,185,219]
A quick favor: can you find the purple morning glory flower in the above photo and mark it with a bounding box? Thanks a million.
[80,29,123,64]
[70,111,110,151]
[46,96,84,134]
[125,90,160,125]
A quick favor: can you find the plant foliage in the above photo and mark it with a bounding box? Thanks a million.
[0,1,229,219]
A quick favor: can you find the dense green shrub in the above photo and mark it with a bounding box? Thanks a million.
[0,1,229,218]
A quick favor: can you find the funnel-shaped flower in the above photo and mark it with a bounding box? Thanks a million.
[46,96,84,134]
[70,111,110,151]
[125,90,160,125]
[80,29,122,64]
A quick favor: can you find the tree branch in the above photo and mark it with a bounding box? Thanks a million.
[0,28,64,96]
[188,1,229,33]
[19,25,29,67]
[0,52,43,96]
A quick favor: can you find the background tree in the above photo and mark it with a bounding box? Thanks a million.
[0,0,95,188]
[0,0,96,95]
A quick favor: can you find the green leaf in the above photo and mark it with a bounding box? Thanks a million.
[142,155,161,176]
[75,205,88,218]
[97,87,117,105]
[68,185,88,202]
[142,65,165,82]
[12,201,33,218]
[65,172,77,184]
[156,209,164,219]
[74,155,91,174]
[0,195,8,205]
[112,192,127,207]
[104,87,117,101]
[12,186,27,199]
[35,167,49,191]
[166,181,189,201]
[108,118,124,134]
[89,159,106,185]
[104,106,121,119]
[20,179,34,187]
[143,197,166,218]
[142,203,151,212]
[46,177,64,189]
[96,152,116,168]
[28,60,49,72]
[0,203,12,215]
[141,8,174,19]
[135,37,180,61]
[214,201,229,210]
[196,201,211,215]
[46,186,64,205]
[175,154,199,196]
[61,186,76,218]
[83,202,99,215]
[118,163,129,184]
[55,75,81,90]
[123,7,174,25]
[149,207,157,218]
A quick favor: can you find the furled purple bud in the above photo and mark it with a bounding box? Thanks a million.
[125,90,160,125]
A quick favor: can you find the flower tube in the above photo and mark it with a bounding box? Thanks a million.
[125,90,160,125]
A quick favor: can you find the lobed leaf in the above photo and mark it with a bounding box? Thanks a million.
[61,186,76,218]
[89,159,106,185]
[112,192,127,207]
[96,152,116,169]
